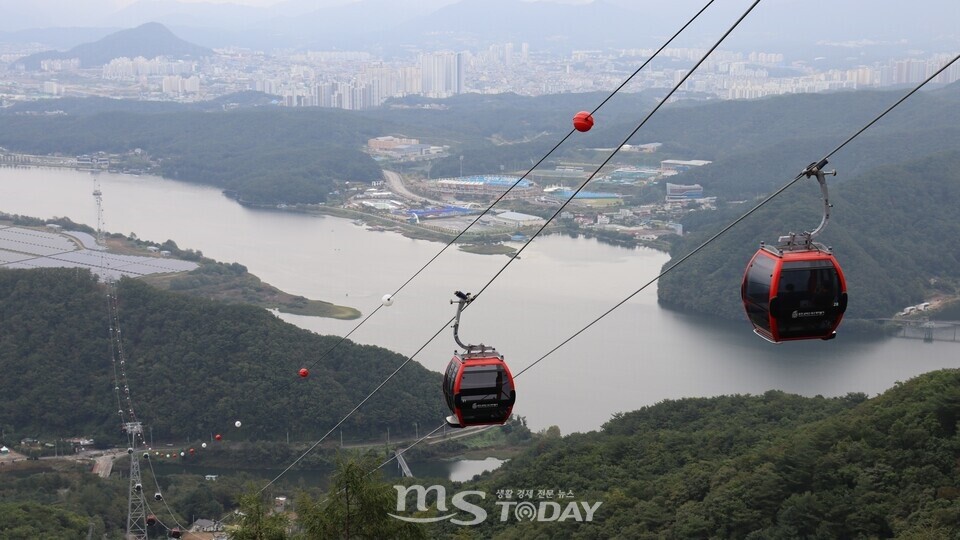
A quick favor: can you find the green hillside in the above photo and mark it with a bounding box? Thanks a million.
[0,268,444,444]
[658,150,960,321]
[450,369,960,539]
[0,107,386,205]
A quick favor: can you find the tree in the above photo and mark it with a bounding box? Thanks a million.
[297,453,426,539]
[231,492,288,540]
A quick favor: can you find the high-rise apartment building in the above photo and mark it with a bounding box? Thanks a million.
[420,52,463,98]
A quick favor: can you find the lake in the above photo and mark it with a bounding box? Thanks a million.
[2,166,957,436]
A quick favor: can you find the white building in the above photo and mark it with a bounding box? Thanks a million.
[492,211,546,228]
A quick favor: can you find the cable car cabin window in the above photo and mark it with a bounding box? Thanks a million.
[442,359,461,411]
[774,261,842,339]
[458,364,513,425]
[777,262,841,309]
[460,365,511,399]
[744,254,775,306]
[745,301,771,333]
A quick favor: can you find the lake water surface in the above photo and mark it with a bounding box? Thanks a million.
[2,166,957,435]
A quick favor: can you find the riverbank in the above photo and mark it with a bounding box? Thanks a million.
[140,263,361,319]
[240,199,676,256]
[1,213,360,320]
[118,237,362,320]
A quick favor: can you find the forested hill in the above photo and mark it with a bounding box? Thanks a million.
[1,84,957,208]
[657,149,960,321]
[0,268,444,444]
[0,107,385,204]
[455,369,960,539]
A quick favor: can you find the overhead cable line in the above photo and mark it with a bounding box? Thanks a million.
[290,0,720,382]
[144,455,192,535]
[468,0,762,303]
[513,50,960,378]
[314,422,449,507]
[336,32,960,491]
[257,0,758,493]
[259,320,453,493]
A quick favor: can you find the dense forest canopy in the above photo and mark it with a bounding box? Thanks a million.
[0,107,386,204]
[0,268,444,444]
[449,369,960,539]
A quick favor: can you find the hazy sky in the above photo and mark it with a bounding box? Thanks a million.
[1,0,957,57]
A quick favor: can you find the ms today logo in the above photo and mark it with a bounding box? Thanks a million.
[389,485,602,525]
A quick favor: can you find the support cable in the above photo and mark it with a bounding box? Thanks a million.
[290,0,720,381]
[256,0,759,493]
[513,51,960,377]
[348,50,960,490]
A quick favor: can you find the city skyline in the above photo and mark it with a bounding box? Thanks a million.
[1,1,959,111]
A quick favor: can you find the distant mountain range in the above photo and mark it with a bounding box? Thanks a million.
[11,22,212,70]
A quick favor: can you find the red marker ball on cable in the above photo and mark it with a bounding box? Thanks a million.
[299,368,309,378]
[573,111,594,132]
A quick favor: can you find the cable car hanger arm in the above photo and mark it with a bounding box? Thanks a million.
[451,291,493,353]
[775,160,837,250]
[801,159,836,241]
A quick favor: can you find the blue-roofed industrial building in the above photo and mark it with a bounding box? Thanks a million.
[432,175,535,196]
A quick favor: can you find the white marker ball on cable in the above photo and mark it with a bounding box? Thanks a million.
[381,294,394,307]
[235,420,242,428]
[202,442,207,449]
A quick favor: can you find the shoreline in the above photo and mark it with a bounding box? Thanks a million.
[0,214,361,320]
[238,198,674,255]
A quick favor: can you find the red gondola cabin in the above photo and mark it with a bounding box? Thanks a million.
[741,246,847,343]
[443,351,515,428]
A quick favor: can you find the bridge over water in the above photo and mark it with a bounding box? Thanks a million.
[876,319,960,343]
[395,450,413,478]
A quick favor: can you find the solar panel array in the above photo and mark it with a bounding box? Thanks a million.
[0,226,198,279]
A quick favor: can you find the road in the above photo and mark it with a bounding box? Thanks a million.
[90,450,125,478]
[381,170,446,206]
